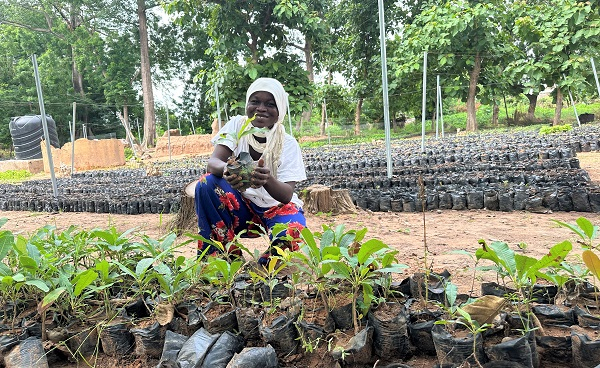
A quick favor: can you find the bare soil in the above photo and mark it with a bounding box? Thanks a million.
[1,151,598,367]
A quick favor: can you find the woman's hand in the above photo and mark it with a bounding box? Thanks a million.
[250,158,270,189]
[223,169,245,191]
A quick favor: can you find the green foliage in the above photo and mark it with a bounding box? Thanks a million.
[0,170,32,183]
[320,225,408,333]
[475,238,572,332]
[539,124,573,135]
[435,281,491,337]
[215,114,263,146]
[553,217,600,303]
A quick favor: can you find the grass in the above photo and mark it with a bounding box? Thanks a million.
[0,169,32,183]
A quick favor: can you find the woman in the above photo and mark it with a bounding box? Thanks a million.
[195,78,306,265]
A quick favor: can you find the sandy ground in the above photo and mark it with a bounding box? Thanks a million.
[1,152,599,295]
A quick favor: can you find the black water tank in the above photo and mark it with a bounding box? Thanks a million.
[9,115,60,160]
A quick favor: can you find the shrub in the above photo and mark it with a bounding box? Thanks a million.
[539,124,573,135]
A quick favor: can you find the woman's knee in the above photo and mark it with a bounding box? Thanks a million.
[195,173,223,197]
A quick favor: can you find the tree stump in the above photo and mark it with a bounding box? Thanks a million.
[301,184,356,215]
[169,180,198,235]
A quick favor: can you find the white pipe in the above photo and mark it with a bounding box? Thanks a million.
[421,51,428,153]
[71,102,76,175]
[591,57,600,99]
[32,54,58,199]
[378,0,392,178]
[435,75,440,139]
[438,82,445,138]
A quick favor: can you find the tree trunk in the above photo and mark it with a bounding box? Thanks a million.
[466,53,482,132]
[301,38,314,128]
[525,93,538,121]
[71,48,85,98]
[117,104,141,158]
[553,87,563,126]
[354,98,363,135]
[491,102,499,127]
[138,0,157,148]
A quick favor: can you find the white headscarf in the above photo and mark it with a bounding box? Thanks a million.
[245,78,287,178]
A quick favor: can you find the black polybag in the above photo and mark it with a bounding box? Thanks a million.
[176,327,219,368]
[157,330,188,368]
[226,344,278,368]
[201,331,244,368]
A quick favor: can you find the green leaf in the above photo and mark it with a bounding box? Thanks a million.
[73,270,98,297]
[41,287,66,310]
[248,67,258,79]
[553,219,587,241]
[445,282,458,307]
[25,279,49,292]
[576,217,597,241]
[0,230,14,262]
[320,230,334,247]
[19,256,38,271]
[136,258,155,277]
[357,239,387,265]
[11,273,25,282]
[96,260,110,280]
[476,240,516,275]
[300,227,317,249]
[328,261,352,280]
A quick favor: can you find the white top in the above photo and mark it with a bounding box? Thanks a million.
[211,115,306,208]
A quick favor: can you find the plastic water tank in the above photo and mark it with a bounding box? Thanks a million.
[9,115,60,160]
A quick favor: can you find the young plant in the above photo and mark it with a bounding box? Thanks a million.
[215,114,266,190]
[475,239,572,330]
[434,283,491,368]
[203,256,244,305]
[114,232,186,304]
[553,217,600,303]
[435,281,493,334]
[248,250,290,314]
[294,227,341,309]
[324,236,408,334]
[215,113,263,146]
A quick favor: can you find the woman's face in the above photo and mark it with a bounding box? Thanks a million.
[246,91,279,129]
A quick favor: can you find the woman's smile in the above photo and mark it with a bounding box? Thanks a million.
[246,91,279,129]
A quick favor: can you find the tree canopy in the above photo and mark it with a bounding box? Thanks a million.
[0,0,598,151]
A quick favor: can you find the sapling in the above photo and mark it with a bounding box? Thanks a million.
[476,238,572,332]
[324,236,407,335]
[435,280,492,368]
[553,217,600,305]
[215,114,267,191]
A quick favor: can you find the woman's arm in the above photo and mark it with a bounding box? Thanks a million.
[207,145,233,177]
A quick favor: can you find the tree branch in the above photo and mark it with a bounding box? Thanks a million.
[0,20,65,40]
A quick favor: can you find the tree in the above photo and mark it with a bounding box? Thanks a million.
[509,0,600,125]
[274,0,329,128]
[392,0,510,131]
[137,0,157,147]
[169,0,313,127]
